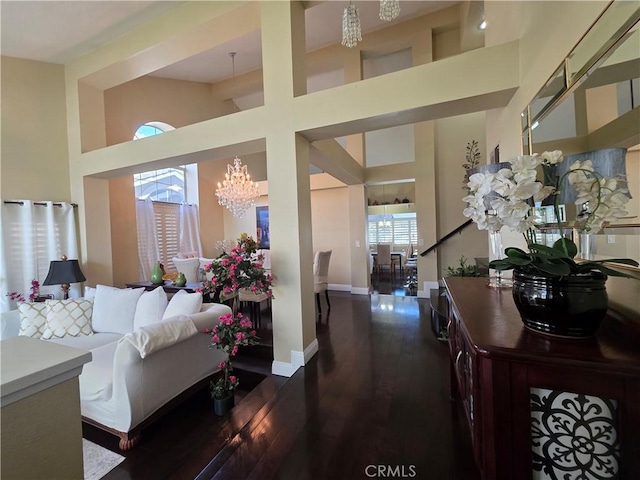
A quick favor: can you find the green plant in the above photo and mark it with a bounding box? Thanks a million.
[446,256,485,277]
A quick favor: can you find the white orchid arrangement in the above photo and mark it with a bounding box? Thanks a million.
[463,150,637,277]
[463,150,629,238]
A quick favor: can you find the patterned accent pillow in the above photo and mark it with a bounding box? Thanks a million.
[17,302,48,338]
[42,299,94,339]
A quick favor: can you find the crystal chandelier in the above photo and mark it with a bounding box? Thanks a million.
[216,157,260,217]
[342,2,362,48]
[379,0,400,21]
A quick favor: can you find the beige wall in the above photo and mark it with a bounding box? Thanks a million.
[310,187,351,286]
[104,76,230,147]
[436,111,489,277]
[1,57,70,201]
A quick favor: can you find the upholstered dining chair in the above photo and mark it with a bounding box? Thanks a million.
[313,250,332,314]
[171,257,201,284]
[376,244,394,278]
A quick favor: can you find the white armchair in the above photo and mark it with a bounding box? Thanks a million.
[170,257,200,284]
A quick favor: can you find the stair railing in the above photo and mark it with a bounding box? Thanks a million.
[419,219,473,257]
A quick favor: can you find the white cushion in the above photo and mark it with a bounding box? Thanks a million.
[92,284,144,334]
[48,332,123,350]
[42,299,94,339]
[134,287,168,330]
[120,315,198,358]
[84,286,96,299]
[17,302,48,338]
[162,290,203,320]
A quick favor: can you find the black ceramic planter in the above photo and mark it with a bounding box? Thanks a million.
[213,395,234,416]
[512,270,608,338]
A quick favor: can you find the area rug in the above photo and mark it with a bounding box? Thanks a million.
[83,439,125,480]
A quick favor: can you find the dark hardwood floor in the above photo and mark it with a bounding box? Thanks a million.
[88,292,479,480]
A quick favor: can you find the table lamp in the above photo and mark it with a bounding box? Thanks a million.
[43,255,86,299]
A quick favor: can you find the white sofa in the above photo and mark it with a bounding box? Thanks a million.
[0,285,231,450]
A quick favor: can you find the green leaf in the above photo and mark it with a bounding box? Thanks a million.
[553,237,578,259]
[584,258,639,267]
[488,258,516,270]
[577,263,640,278]
[528,243,568,259]
[505,247,530,259]
[535,261,572,276]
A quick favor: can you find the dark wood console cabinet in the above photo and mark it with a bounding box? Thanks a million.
[444,277,640,480]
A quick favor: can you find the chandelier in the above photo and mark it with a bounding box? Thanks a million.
[379,0,400,21]
[342,2,362,48]
[216,157,260,217]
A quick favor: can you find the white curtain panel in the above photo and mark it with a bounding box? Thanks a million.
[1,201,80,312]
[136,198,159,281]
[179,203,202,256]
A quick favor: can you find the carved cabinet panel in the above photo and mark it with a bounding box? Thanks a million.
[444,277,640,480]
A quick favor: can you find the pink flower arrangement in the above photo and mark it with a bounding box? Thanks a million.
[206,311,259,400]
[198,233,273,303]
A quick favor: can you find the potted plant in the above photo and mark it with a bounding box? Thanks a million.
[445,256,486,277]
[463,150,639,337]
[198,233,273,311]
[206,311,259,415]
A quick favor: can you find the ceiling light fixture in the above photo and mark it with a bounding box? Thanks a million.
[342,1,362,48]
[215,53,260,218]
[379,0,400,21]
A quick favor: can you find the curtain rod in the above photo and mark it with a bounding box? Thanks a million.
[3,201,78,208]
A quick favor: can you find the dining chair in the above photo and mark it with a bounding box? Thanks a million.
[313,250,332,314]
[171,257,201,283]
[376,244,394,278]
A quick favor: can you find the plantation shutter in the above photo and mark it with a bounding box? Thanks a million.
[153,202,181,271]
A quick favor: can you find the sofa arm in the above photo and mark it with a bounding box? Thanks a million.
[190,303,232,332]
[1,310,20,340]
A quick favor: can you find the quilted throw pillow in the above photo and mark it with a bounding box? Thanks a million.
[42,299,94,339]
[17,302,48,338]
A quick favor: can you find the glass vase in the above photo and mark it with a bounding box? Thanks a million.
[488,229,512,288]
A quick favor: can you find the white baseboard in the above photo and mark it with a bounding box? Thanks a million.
[271,338,319,378]
[350,287,370,295]
[328,283,351,292]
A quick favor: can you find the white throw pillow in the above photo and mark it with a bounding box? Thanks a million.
[162,290,203,320]
[134,286,168,330]
[17,302,48,338]
[42,299,94,339]
[92,284,145,334]
[84,286,96,299]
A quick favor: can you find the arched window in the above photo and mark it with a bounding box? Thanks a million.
[132,122,185,203]
[133,121,175,140]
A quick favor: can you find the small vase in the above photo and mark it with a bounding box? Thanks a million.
[512,270,608,338]
[213,395,234,416]
[150,261,164,286]
[175,272,187,287]
[487,229,512,288]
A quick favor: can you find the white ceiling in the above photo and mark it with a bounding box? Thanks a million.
[1,1,462,83]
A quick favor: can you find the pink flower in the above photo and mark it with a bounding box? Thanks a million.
[204,263,212,270]
[250,330,257,336]
[231,345,238,356]
[212,334,220,343]
[218,361,226,369]
[235,332,245,341]
[229,376,237,384]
